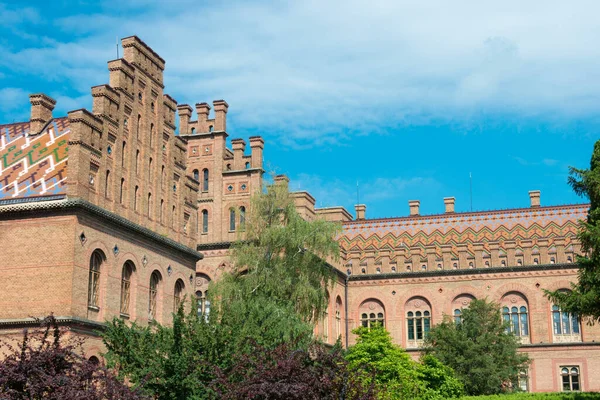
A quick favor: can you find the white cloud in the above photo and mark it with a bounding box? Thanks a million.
[2,1,600,146]
[290,173,441,214]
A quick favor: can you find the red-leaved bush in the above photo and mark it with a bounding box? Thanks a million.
[212,340,376,400]
[0,316,147,400]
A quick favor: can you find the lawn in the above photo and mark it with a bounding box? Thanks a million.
[462,394,600,400]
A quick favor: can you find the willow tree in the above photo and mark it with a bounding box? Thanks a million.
[210,177,341,349]
[546,139,600,323]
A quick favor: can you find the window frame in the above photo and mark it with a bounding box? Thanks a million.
[120,262,133,316]
[561,366,581,392]
[87,252,103,308]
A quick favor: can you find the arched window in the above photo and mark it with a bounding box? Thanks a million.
[239,206,246,229]
[161,166,165,189]
[191,127,196,135]
[135,149,139,174]
[151,102,155,112]
[321,292,330,341]
[88,251,104,308]
[174,279,185,313]
[121,141,126,167]
[134,186,139,211]
[245,161,250,169]
[202,209,208,233]
[335,296,343,340]
[136,114,141,140]
[561,367,580,391]
[105,170,110,198]
[120,178,125,204]
[149,157,153,180]
[195,273,211,318]
[229,208,236,231]
[149,271,161,321]
[209,125,214,132]
[150,123,154,147]
[193,169,199,181]
[160,199,164,223]
[452,294,475,324]
[147,192,152,217]
[359,299,385,329]
[501,292,529,341]
[172,206,176,229]
[405,297,431,345]
[202,169,209,191]
[120,262,133,315]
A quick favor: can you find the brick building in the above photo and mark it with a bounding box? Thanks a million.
[1,36,599,392]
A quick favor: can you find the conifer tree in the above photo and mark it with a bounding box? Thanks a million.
[546,139,600,322]
[423,299,529,396]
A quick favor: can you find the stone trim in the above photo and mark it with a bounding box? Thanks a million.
[0,198,202,260]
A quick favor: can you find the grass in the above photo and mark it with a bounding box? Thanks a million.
[462,394,600,400]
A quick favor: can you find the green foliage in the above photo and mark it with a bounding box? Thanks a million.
[423,299,529,396]
[102,181,344,398]
[211,179,341,351]
[417,354,464,399]
[546,139,600,323]
[102,305,223,399]
[461,394,600,399]
[346,325,463,400]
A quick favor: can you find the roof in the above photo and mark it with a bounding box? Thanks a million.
[339,204,588,256]
[0,118,70,203]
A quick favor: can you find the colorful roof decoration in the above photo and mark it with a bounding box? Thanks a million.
[0,118,70,202]
[339,204,588,258]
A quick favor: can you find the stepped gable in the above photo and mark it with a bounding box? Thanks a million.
[338,204,588,257]
[0,118,70,202]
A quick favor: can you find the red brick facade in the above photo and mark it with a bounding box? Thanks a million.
[1,36,599,392]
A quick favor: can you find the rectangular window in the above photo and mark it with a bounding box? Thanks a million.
[408,318,414,340]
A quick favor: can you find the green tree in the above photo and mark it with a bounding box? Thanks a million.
[102,180,343,398]
[423,299,529,396]
[417,354,464,399]
[346,325,423,399]
[345,325,462,399]
[546,139,600,323]
[211,178,341,351]
[103,306,223,399]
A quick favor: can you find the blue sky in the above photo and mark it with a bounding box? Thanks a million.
[1,0,598,218]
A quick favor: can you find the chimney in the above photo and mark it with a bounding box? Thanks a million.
[177,104,192,135]
[195,103,210,132]
[213,100,228,131]
[355,204,366,220]
[529,190,540,208]
[409,200,420,216]
[29,93,56,134]
[274,174,289,188]
[249,136,264,169]
[444,197,455,213]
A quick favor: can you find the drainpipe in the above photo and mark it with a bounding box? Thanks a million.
[344,275,349,349]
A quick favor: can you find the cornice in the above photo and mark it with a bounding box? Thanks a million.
[348,263,578,284]
[0,316,106,334]
[0,197,202,261]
